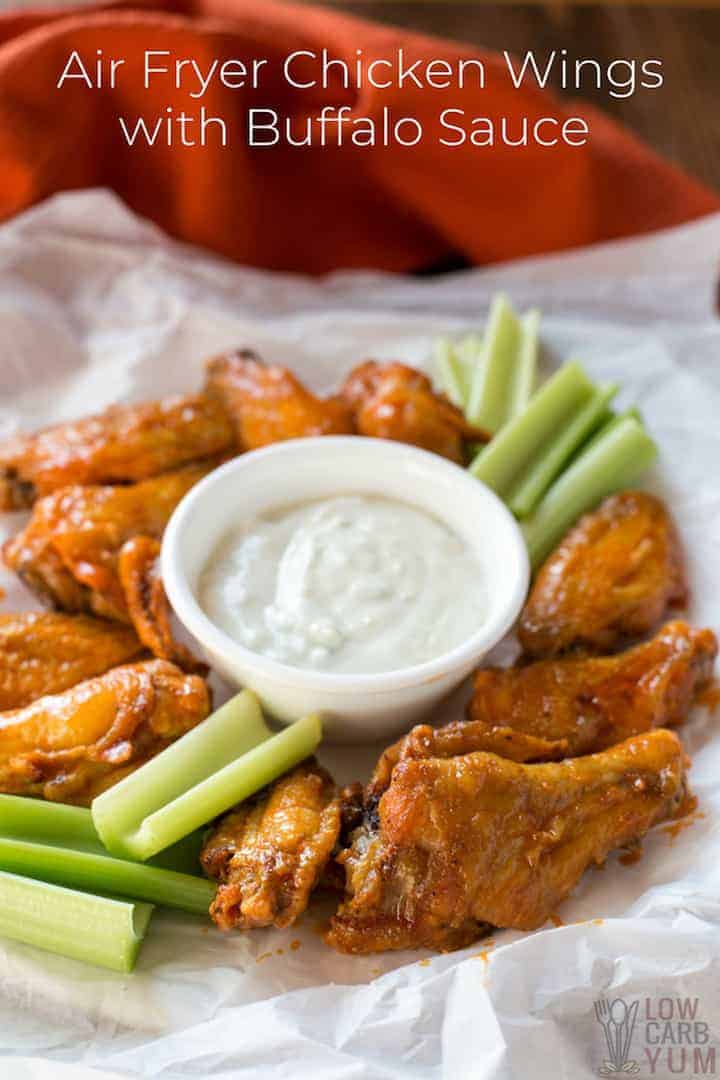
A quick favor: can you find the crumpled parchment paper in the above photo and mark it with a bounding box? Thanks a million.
[1,191,720,1080]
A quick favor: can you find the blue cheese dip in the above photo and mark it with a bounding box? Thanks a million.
[200,495,486,675]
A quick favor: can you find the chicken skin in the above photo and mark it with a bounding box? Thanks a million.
[0,394,233,511]
[0,612,144,711]
[367,622,716,794]
[327,730,688,953]
[0,659,210,805]
[3,462,212,625]
[519,492,687,658]
[201,759,342,931]
[205,351,355,449]
[340,361,488,463]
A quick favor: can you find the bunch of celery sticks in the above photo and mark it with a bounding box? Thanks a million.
[434,294,657,568]
[0,697,321,972]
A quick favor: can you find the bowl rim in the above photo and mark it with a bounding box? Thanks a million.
[161,436,530,695]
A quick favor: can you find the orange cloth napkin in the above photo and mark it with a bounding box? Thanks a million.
[0,0,716,273]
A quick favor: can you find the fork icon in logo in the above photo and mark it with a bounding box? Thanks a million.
[594,997,640,1075]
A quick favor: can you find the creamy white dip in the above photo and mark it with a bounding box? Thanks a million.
[200,495,486,675]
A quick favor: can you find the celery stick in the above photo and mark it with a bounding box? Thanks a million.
[93,691,322,862]
[458,333,483,363]
[0,795,203,875]
[582,405,644,451]
[93,691,269,859]
[522,416,658,569]
[0,870,152,972]
[0,837,214,915]
[457,334,483,406]
[125,714,322,862]
[508,308,540,419]
[469,361,595,496]
[458,332,483,363]
[0,796,99,850]
[434,339,467,409]
[466,295,522,432]
[509,382,618,518]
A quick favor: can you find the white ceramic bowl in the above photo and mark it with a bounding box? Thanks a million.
[162,437,529,743]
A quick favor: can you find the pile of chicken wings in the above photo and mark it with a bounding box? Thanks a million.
[0,352,715,955]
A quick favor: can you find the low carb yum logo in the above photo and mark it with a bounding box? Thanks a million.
[594,995,716,1075]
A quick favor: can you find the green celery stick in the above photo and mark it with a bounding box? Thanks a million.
[522,416,658,569]
[93,691,269,859]
[0,796,99,850]
[0,795,204,875]
[0,837,214,915]
[458,333,483,363]
[582,405,644,453]
[466,295,522,432]
[469,361,595,496]
[508,382,619,518]
[124,714,322,863]
[457,333,484,408]
[508,308,540,419]
[433,339,467,409]
[92,691,322,862]
[0,870,152,973]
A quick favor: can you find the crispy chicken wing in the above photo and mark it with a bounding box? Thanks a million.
[0,612,144,711]
[118,535,204,673]
[201,759,342,930]
[3,462,212,624]
[368,622,716,792]
[519,492,687,658]
[205,351,355,449]
[461,621,717,764]
[0,394,233,510]
[327,730,688,953]
[339,361,488,463]
[0,659,210,805]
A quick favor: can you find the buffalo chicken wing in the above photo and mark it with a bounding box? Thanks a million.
[3,463,212,624]
[463,621,716,763]
[206,351,355,449]
[519,492,687,658]
[340,361,488,463]
[201,759,342,930]
[118,535,205,672]
[0,612,143,711]
[367,622,715,795]
[0,659,210,805]
[0,394,233,511]
[327,730,688,953]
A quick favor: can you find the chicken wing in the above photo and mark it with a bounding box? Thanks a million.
[339,361,488,463]
[0,659,210,805]
[327,729,688,953]
[3,462,213,624]
[367,621,716,796]
[463,621,716,763]
[205,350,355,449]
[0,394,233,510]
[0,612,144,711]
[118,535,205,673]
[519,491,687,658]
[201,759,342,930]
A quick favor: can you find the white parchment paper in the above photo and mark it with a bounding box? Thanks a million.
[1,191,720,1080]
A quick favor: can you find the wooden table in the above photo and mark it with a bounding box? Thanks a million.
[340,4,720,191]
